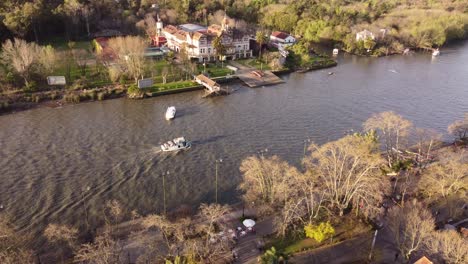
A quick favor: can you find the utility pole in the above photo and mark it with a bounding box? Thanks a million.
[162,171,169,215]
[368,229,379,261]
[215,159,223,203]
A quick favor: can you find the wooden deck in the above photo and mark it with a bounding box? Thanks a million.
[236,70,284,88]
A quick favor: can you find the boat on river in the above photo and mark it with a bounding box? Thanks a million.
[165,106,176,120]
[432,49,440,57]
[161,137,191,152]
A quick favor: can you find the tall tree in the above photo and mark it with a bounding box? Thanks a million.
[3,0,43,41]
[448,113,468,142]
[255,30,268,60]
[239,155,299,214]
[107,36,148,83]
[387,201,434,260]
[1,38,40,86]
[303,135,387,217]
[212,35,226,66]
[418,151,468,200]
[364,111,413,168]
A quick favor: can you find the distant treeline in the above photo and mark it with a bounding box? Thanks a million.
[1,0,468,51]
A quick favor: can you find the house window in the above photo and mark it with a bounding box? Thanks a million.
[208,48,211,54]
[200,48,205,54]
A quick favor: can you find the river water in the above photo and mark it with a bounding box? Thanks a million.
[1,42,467,243]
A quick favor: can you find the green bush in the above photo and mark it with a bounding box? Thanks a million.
[23,81,37,92]
[127,84,140,95]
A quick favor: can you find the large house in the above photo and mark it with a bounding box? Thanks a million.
[161,16,252,62]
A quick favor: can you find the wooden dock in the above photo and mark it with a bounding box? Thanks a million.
[195,74,230,97]
[236,70,284,88]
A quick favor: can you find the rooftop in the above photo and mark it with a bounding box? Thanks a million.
[179,24,207,32]
[271,31,290,40]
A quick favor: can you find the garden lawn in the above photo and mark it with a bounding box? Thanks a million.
[197,63,234,77]
[235,58,272,70]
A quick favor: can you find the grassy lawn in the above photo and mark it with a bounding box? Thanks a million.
[235,58,272,70]
[41,37,93,51]
[144,80,198,93]
[197,63,234,77]
[53,64,112,87]
[266,216,372,256]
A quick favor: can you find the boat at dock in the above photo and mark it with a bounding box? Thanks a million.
[165,106,176,120]
[161,137,191,152]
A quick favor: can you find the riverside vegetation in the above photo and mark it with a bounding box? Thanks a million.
[2,0,467,112]
[1,112,466,263]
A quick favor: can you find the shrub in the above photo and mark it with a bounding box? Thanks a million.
[304,221,335,243]
[71,78,88,90]
[127,84,139,95]
[63,93,80,103]
[32,94,42,103]
[23,81,37,92]
[97,92,106,101]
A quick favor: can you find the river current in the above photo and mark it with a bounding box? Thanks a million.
[0,42,467,243]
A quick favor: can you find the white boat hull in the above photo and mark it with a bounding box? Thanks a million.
[165,106,176,120]
[161,137,191,152]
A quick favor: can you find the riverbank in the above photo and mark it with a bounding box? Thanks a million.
[0,60,329,116]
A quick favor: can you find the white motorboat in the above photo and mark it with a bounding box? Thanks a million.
[165,106,176,120]
[161,137,191,152]
[432,49,440,57]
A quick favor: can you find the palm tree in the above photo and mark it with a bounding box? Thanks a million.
[256,31,268,61]
[212,35,226,67]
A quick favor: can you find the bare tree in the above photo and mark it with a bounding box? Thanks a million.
[418,151,468,200]
[303,135,387,217]
[425,230,467,264]
[364,111,413,167]
[387,201,434,260]
[74,231,123,264]
[448,113,468,142]
[37,45,58,75]
[413,128,442,167]
[44,223,78,250]
[104,199,125,224]
[0,215,34,264]
[108,36,148,83]
[136,14,157,37]
[1,38,40,86]
[275,171,325,237]
[72,49,91,76]
[239,155,299,213]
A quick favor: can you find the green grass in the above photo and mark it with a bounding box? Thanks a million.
[41,37,92,51]
[144,80,198,93]
[53,64,111,88]
[197,63,234,77]
[235,58,272,70]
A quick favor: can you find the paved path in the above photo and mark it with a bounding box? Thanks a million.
[229,61,284,88]
[230,217,275,263]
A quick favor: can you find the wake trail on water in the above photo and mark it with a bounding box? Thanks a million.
[23,146,164,231]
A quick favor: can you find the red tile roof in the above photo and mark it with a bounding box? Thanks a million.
[271,31,290,40]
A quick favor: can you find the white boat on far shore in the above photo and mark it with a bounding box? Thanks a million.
[165,106,176,120]
[432,49,440,57]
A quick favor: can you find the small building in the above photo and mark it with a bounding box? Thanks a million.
[269,31,296,48]
[270,31,296,44]
[356,30,375,41]
[413,256,433,264]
